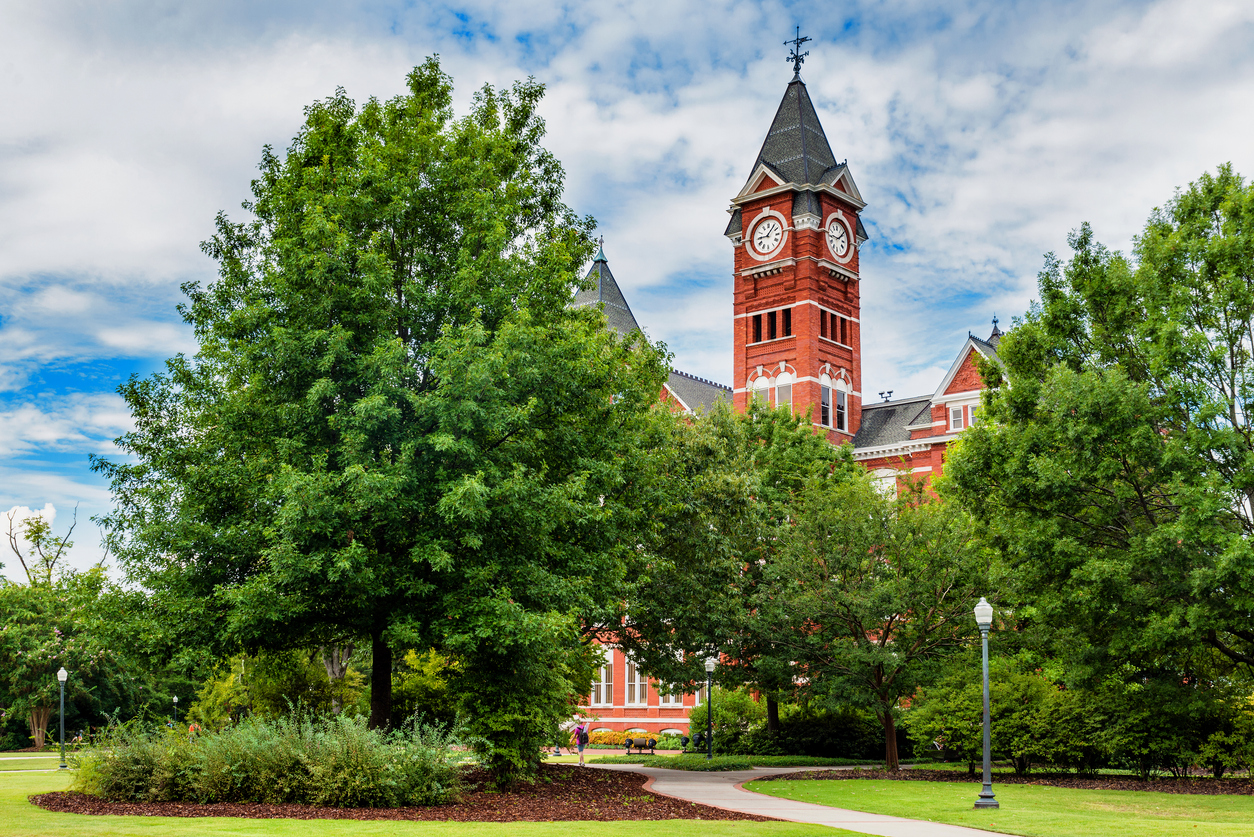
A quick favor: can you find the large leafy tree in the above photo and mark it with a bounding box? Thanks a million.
[946,165,1254,680]
[760,477,989,770]
[94,59,669,781]
[616,402,858,724]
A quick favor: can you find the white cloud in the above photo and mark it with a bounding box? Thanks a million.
[1,0,1253,570]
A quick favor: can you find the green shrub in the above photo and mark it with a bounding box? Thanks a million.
[74,714,466,807]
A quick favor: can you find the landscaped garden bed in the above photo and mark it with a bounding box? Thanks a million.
[30,763,774,822]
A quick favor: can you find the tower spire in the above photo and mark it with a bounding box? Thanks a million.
[786,27,811,80]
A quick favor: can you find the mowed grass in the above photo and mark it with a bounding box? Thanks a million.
[0,758,64,772]
[746,776,1254,837]
[0,769,849,837]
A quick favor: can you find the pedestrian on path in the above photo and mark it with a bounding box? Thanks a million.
[573,723,589,766]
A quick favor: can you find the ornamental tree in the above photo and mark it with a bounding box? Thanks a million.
[93,58,669,783]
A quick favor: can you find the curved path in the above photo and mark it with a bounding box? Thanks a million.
[590,764,1007,837]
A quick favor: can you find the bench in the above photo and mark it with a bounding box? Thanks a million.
[624,736,657,755]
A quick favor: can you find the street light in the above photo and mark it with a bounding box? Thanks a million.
[173,695,179,726]
[56,667,68,770]
[973,597,999,810]
[704,656,717,761]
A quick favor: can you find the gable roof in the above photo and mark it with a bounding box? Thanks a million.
[931,334,1002,402]
[571,244,641,336]
[746,79,840,188]
[851,394,932,450]
[665,369,732,415]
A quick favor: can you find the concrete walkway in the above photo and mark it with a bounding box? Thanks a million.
[590,764,1007,837]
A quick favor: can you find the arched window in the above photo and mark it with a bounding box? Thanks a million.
[775,372,793,414]
[820,374,833,427]
[752,376,771,406]
[834,378,849,432]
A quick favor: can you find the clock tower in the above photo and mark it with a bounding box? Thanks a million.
[726,71,867,443]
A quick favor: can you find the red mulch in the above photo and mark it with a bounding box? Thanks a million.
[758,767,1254,795]
[29,763,773,822]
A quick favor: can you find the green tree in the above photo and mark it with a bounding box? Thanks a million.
[0,570,151,748]
[946,165,1254,681]
[94,58,669,783]
[761,477,989,770]
[614,401,856,723]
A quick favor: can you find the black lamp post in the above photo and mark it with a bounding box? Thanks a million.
[173,695,179,727]
[56,667,68,770]
[973,597,999,810]
[704,656,716,761]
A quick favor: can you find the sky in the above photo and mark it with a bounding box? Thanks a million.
[1,0,1252,575]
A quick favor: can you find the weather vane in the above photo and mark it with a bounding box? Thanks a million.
[786,26,811,80]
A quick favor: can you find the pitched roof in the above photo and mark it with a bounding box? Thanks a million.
[748,79,840,187]
[851,395,932,450]
[665,369,732,415]
[572,244,641,336]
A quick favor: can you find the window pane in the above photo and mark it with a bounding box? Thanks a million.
[768,311,777,340]
[836,390,847,432]
[821,386,831,427]
[969,405,978,424]
[820,311,828,339]
[782,308,792,337]
[951,408,963,430]
[777,383,792,414]
[752,314,762,343]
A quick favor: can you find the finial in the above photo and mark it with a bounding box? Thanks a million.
[594,236,607,263]
[786,26,811,80]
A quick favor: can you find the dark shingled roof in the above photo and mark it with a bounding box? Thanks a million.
[749,79,839,187]
[724,207,743,237]
[572,244,641,336]
[851,395,932,450]
[666,369,731,414]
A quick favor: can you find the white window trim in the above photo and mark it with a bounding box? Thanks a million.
[625,662,649,707]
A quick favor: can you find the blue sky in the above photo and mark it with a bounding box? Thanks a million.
[2,0,1253,574]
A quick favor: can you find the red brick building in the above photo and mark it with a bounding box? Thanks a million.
[569,73,1001,737]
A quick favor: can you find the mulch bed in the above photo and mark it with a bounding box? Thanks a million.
[757,767,1254,796]
[29,763,773,822]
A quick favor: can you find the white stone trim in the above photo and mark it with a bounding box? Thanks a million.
[736,300,859,323]
[662,382,692,414]
[823,210,856,264]
[745,208,789,261]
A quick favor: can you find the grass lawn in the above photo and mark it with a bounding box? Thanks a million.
[0,758,64,772]
[746,776,1254,837]
[0,770,846,837]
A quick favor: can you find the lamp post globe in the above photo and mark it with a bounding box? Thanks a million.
[56,667,68,770]
[973,598,999,810]
[704,656,716,761]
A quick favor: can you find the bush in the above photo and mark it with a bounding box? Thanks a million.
[74,713,466,807]
[734,704,888,760]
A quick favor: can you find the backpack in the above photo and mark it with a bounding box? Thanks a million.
[577,727,589,746]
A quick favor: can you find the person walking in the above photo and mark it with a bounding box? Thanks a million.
[573,723,589,766]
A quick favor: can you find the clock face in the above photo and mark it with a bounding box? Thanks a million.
[826,220,849,258]
[752,217,783,255]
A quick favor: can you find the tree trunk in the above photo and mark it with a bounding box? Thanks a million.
[29,706,52,750]
[320,643,354,715]
[881,712,899,771]
[766,695,780,733]
[368,632,393,730]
